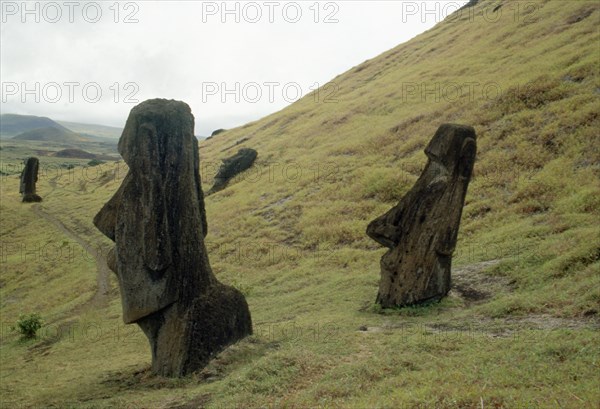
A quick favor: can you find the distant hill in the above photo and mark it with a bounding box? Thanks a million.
[2,114,122,144]
[53,148,96,159]
[0,114,72,138]
[57,121,122,139]
[12,126,88,143]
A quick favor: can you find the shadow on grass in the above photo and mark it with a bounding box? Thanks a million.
[33,336,279,408]
[98,335,275,391]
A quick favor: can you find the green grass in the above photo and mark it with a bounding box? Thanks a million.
[1,0,599,407]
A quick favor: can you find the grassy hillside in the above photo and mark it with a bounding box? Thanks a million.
[56,121,123,140]
[1,115,114,144]
[0,139,119,181]
[1,1,598,408]
[11,126,89,144]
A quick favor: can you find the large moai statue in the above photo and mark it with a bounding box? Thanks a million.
[367,124,477,308]
[20,157,42,202]
[94,99,252,376]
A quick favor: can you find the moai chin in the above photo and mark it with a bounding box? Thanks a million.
[367,124,477,308]
[94,99,252,376]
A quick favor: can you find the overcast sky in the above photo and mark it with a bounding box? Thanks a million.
[1,1,468,136]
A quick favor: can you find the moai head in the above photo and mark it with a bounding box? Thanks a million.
[424,123,476,180]
[367,124,477,307]
[94,99,252,377]
[94,99,211,323]
[20,157,42,202]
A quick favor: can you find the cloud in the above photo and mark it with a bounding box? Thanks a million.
[0,1,467,135]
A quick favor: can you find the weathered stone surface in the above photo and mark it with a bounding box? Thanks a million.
[94,99,252,376]
[20,157,42,202]
[367,124,477,308]
[208,148,257,194]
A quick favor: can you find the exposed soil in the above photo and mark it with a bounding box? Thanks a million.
[167,394,212,409]
[451,259,514,304]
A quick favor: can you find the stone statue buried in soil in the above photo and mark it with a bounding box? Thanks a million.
[207,148,258,194]
[94,99,252,376]
[367,124,477,308]
[20,157,42,202]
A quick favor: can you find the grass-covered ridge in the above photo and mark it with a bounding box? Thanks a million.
[1,0,599,407]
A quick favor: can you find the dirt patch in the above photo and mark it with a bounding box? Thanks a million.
[23,321,77,359]
[220,136,250,152]
[423,314,600,340]
[451,259,514,304]
[100,366,186,391]
[25,341,53,360]
[256,195,293,222]
[360,315,599,339]
[500,314,600,331]
[167,394,212,409]
[566,5,598,25]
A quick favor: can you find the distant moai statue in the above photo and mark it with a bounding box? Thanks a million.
[94,99,252,376]
[207,148,258,194]
[20,157,42,202]
[367,124,477,308]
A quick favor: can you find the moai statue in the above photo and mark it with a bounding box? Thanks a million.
[367,124,477,308]
[94,99,252,376]
[207,148,258,194]
[20,157,42,202]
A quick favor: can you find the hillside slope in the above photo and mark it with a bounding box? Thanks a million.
[0,114,72,138]
[56,121,123,140]
[200,0,599,317]
[11,126,88,144]
[1,1,598,408]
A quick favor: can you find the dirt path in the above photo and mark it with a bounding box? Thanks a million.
[32,204,111,312]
